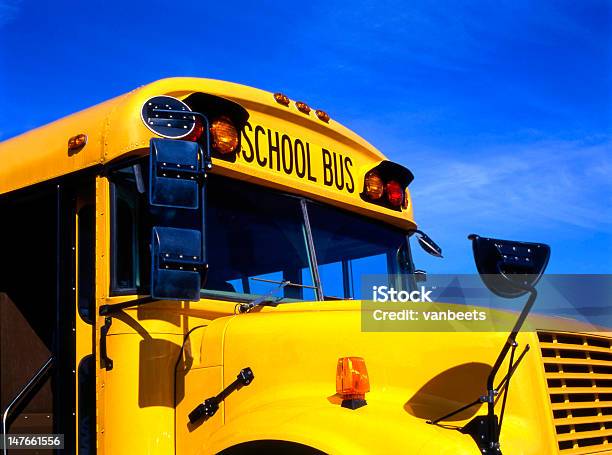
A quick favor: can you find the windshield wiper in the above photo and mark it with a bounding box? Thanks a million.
[237,278,318,313]
[249,277,319,289]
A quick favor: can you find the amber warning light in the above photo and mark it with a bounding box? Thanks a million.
[210,116,239,155]
[336,357,370,409]
[361,162,414,211]
[364,171,384,200]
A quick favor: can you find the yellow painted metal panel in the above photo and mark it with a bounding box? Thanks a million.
[549,387,612,394]
[103,332,182,454]
[175,366,224,455]
[557,428,612,442]
[0,78,415,230]
[546,373,612,380]
[95,176,110,454]
[560,443,612,455]
[538,330,612,455]
[540,342,612,355]
[552,401,612,411]
[543,358,612,367]
[555,415,612,426]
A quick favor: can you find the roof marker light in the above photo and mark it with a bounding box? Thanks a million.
[274,92,290,106]
[295,101,311,115]
[315,109,330,123]
[68,134,87,152]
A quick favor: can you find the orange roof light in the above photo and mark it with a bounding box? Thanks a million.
[336,356,370,409]
[210,116,239,154]
[364,171,384,200]
[295,101,311,115]
[315,109,330,123]
[274,92,290,106]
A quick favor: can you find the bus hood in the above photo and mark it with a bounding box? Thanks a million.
[201,300,590,454]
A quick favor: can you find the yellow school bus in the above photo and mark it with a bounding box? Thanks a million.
[0,77,609,455]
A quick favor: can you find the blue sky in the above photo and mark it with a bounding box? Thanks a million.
[0,0,610,274]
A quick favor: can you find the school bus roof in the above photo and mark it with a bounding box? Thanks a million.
[0,77,416,229]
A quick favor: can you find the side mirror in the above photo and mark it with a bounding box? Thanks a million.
[413,230,443,258]
[149,138,207,301]
[149,138,203,209]
[151,227,204,301]
[468,234,550,298]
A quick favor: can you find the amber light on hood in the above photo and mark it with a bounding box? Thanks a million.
[336,357,370,409]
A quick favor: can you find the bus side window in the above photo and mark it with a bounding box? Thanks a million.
[109,165,149,294]
[0,191,57,439]
[115,197,138,288]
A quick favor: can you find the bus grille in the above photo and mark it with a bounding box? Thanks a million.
[539,331,612,455]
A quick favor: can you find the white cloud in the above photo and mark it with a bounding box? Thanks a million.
[410,138,612,231]
[0,0,20,28]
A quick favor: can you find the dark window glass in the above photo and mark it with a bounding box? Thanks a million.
[203,176,316,301]
[307,202,411,299]
[0,191,57,448]
[116,199,135,287]
[108,161,413,302]
[110,165,149,293]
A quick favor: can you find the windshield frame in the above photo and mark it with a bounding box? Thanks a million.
[198,184,416,303]
[108,158,415,303]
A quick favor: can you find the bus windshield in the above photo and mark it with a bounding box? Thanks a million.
[203,176,412,301]
[307,202,412,299]
[111,166,413,302]
[203,176,315,301]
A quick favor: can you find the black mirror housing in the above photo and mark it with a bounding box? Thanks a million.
[151,227,204,301]
[148,138,208,301]
[149,138,204,209]
[469,234,550,298]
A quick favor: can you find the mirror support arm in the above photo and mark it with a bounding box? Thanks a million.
[99,296,157,316]
[482,281,536,451]
[487,283,536,392]
[98,296,158,372]
[433,234,549,454]
[429,281,537,455]
[409,229,443,258]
